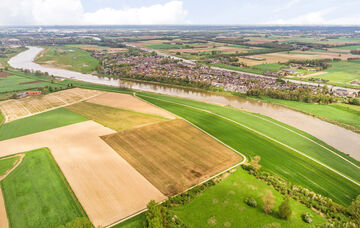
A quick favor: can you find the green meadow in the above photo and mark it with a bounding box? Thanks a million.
[0,108,87,141]
[0,156,19,176]
[35,46,99,74]
[313,61,360,84]
[173,169,326,228]
[138,92,360,205]
[0,148,86,228]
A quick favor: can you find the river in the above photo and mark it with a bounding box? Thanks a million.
[8,46,360,159]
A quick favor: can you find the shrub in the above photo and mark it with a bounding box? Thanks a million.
[279,197,292,220]
[302,213,313,223]
[146,200,165,228]
[58,217,92,228]
[262,190,275,214]
[245,197,257,208]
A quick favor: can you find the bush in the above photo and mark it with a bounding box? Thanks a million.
[245,197,257,207]
[279,197,292,220]
[58,217,92,228]
[302,213,313,223]
[262,190,275,214]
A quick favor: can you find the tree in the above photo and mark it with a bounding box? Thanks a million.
[349,195,360,225]
[262,190,275,214]
[58,217,92,228]
[279,197,292,220]
[250,156,262,172]
[145,200,166,228]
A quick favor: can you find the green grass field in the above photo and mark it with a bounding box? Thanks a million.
[173,169,326,228]
[0,156,19,176]
[146,43,184,49]
[0,74,55,93]
[1,148,86,228]
[0,108,87,141]
[212,63,263,74]
[261,97,360,133]
[138,92,360,205]
[335,45,360,50]
[112,214,145,228]
[35,46,99,74]
[313,61,360,84]
[252,63,285,72]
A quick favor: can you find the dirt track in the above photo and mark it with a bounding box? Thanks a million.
[87,92,176,119]
[0,121,166,227]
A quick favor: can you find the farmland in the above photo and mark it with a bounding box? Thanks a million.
[0,148,86,228]
[0,156,20,176]
[35,46,99,74]
[102,119,242,195]
[0,88,103,122]
[0,72,56,93]
[173,168,326,228]
[66,101,167,131]
[0,107,87,141]
[138,92,360,205]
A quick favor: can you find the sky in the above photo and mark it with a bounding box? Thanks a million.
[0,0,359,26]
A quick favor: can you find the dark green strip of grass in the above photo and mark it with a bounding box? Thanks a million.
[0,108,88,141]
[0,156,19,176]
[1,148,86,228]
[138,94,360,205]
[112,213,145,228]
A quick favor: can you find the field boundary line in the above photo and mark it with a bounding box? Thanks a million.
[239,109,360,169]
[1,90,103,123]
[106,94,247,228]
[138,94,360,187]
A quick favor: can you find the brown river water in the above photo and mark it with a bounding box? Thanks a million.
[8,46,360,160]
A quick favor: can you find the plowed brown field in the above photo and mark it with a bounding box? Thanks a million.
[102,119,242,196]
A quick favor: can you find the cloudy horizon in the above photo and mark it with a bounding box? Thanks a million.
[0,0,359,26]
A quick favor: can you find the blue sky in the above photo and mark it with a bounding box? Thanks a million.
[0,0,359,25]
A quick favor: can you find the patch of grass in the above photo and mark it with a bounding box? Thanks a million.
[172,169,326,227]
[0,156,19,176]
[35,46,99,74]
[59,79,133,94]
[138,92,360,205]
[112,214,145,228]
[253,63,286,72]
[261,97,360,133]
[335,45,360,50]
[146,43,184,49]
[0,108,88,141]
[0,74,60,93]
[212,63,263,74]
[314,61,360,84]
[66,101,166,131]
[1,148,86,228]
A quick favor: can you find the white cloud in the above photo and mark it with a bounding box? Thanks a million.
[267,8,334,25]
[0,0,188,25]
[273,0,301,13]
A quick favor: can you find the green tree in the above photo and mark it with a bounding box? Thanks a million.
[146,200,164,228]
[349,195,360,225]
[278,197,292,220]
[58,217,92,228]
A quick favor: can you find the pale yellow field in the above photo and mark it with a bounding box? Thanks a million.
[87,92,176,119]
[0,120,166,227]
[0,88,103,122]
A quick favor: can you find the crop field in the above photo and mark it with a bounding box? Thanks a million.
[0,107,87,141]
[66,101,167,131]
[261,97,360,133]
[173,169,326,228]
[102,119,242,196]
[0,156,20,176]
[311,60,360,84]
[0,120,166,227]
[0,148,86,228]
[137,92,360,205]
[87,92,175,119]
[0,88,103,122]
[0,73,55,93]
[334,45,360,50]
[35,46,99,73]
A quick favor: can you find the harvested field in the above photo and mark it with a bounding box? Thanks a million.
[101,119,242,196]
[0,88,103,122]
[66,101,167,131]
[0,189,8,228]
[0,72,11,78]
[0,120,166,227]
[299,71,327,78]
[87,92,176,119]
